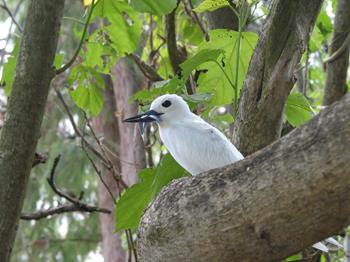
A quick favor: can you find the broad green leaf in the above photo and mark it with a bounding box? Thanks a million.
[116,169,156,231]
[309,26,323,52]
[130,78,183,104]
[180,49,224,80]
[92,0,142,54]
[316,9,332,37]
[1,42,19,96]
[68,65,104,115]
[130,0,177,16]
[116,154,188,231]
[284,93,314,127]
[151,154,189,197]
[212,113,234,124]
[193,0,229,13]
[54,53,65,69]
[197,29,258,107]
[83,30,119,73]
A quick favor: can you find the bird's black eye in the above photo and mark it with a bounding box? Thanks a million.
[162,100,171,108]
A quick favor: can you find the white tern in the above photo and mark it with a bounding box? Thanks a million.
[124,94,244,175]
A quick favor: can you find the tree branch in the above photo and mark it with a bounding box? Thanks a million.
[137,94,350,262]
[323,0,350,105]
[0,0,23,33]
[21,155,111,221]
[55,0,96,75]
[165,9,186,75]
[232,0,323,155]
[128,53,164,82]
[0,0,65,259]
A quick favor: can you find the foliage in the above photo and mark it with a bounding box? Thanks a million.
[116,154,189,231]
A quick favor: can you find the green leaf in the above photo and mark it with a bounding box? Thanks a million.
[193,0,229,13]
[116,169,156,231]
[151,154,189,197]
[180,48,224,80]
[212,113,234,124]
[130,78,183,104]
[316,9,332,37]
[309,26,323,52]
[284,93,314,127]
[54,53,65,69]
[1,41,20,96]
[130,0,177,16]
[196,29,258,108]
[92,0,142,54]
[116,154,188,231]
[68,65,104,115]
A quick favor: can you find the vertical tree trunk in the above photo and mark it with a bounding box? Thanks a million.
[232,0,322,156]
[112,58,146,187]
[323,0,350,105]
[93,77,126,262]
[0,0,65,260]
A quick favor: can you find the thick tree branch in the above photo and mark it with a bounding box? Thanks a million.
[323,0,350,105]
[137,94,350,262]
[232,0,323,155]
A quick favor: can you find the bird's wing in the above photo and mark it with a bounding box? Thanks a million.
[161,116,243,175]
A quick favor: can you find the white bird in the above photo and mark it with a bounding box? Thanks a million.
[124,94,244,175]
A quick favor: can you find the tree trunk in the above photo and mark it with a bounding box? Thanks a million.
[0,0,65,261]
[137,94,350,262]
[232,0,322,156]
[112,58,146,187]
[93,76,126,262]
[322,0,350,105]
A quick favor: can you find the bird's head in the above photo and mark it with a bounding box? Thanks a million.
[123,94,190,131]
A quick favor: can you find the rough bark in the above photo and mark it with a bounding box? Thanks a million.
[93,77,126,262]
[232,0,322,156]
[112,58,146,185]
[137,94,350,262]
[0,0,65,261]
[323,0,350,105]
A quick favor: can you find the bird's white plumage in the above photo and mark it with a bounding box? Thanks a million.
[150,94,244,175]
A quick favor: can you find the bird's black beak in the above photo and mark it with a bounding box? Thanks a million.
[123,110,163,123]
[123,110,163,139]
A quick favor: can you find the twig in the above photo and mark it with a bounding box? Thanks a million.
[128,53,164,82]
[56,0,96,74]
[303,44,310,96]
[0,0,24,66]
[32,152,49,167]
[324,31,350,63]
[84,147,116,202]
[182,0,209,41]
[84,113,128,189]
[21,155,111,221]
[21,202,110,221]
[0,0,23,33]
[55,88,109,167]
